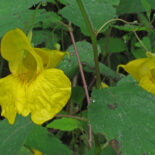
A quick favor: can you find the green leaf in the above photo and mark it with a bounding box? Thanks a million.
[25,125,71,155]
[60,0,116,35]
[99,63,123,80]
[88,76,155,155]
[99,37,126,53]
[141,0,151,20]
[0,0,42,37]
[117,0,155,15]
[112,24,147,32]
[47,117,82,131]
[32,30,59,49]
[135,37,151,51]
[58,41,100,77]
[0,116,34,155]
[131,48,146,58]
[0,0,61,38]
[71,86,85,105]
[47,0,68,5]
[97,0,120,6]
[100,146,116,155]
[18,146,33,155]
[35,11,61,28]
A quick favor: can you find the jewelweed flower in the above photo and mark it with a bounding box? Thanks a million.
[118,54,155,95]
[31,148,43,155]
[0,28,71,125]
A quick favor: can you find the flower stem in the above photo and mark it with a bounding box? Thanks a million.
[96,18,148,52]
[76,0,101,88]
[56,114,88,122]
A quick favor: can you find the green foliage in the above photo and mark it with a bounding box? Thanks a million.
[99,37,126,53]
[97,0,120,6]
[0,116,34,155]
[131,48,146,58]
[88,76,155,155]
[18,147,33,155]
[0,0,155,154]
[47,117,82,131]
[58,41,100,77]
[60,0,116,35]
[25,125,71,155]
[117,0,155,14]
[71,86,85,105]
[135,37,151,51]
[0,0,61,37]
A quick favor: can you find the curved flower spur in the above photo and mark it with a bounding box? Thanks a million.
[0,28,71,125]
[117,52,155,95]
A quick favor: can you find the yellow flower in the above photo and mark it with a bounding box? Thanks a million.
[117,56,155,95]
[31,148,43,155]
[0,28,71,125]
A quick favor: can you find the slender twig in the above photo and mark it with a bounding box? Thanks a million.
[68,25,90,106]
[96,18,148,52]
[60,21,93,149]
[76,0,101,88]
[68,26,93,149]
[56,114,88,122]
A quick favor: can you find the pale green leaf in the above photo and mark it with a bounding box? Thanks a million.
[60,0,116,35]
[25,126,71,155]
[47,117,82,131]
[99,37,126,53]
[0,116,34,155]
[89,76,155,155]
[117,0,155,15]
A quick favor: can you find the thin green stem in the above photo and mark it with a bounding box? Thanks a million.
[56,114,88,122]
[96,18,148,52]
[76,0,101,88]
[23,2,41,32]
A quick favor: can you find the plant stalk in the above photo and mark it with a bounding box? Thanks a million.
[76,0,101,88]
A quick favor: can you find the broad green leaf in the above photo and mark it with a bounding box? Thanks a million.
[99,63,123,80]
[0,0,61,37]
[135,37,151,51]
[131,48,146,58]
[85,147,96,155]
[47,0,68,5]
[117,0,155,15]
[32,30,59,49]
[18,146,33,155]
[141,0,151,20]
[0,0,41,37]
[97,0,120,6]
[47,117,82,131]
[100,146,116,155]
[0,116,34,155]
[25,125,71,155]
[99,37,126,53]
[88,76,155,155]
[60,0,116,35]
[71,86,85,106]
[58,41,100,77]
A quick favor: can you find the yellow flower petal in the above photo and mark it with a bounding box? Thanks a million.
[138,58,155,78]
[139,76,155,94]
[117,58,148,81]
[1,28,43,75]
[0,75,29,124]
[31,148,43,155]
[0,28,71,125]
[1,28,31,61]
[27,69,71,124]
[34,48,65,68]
